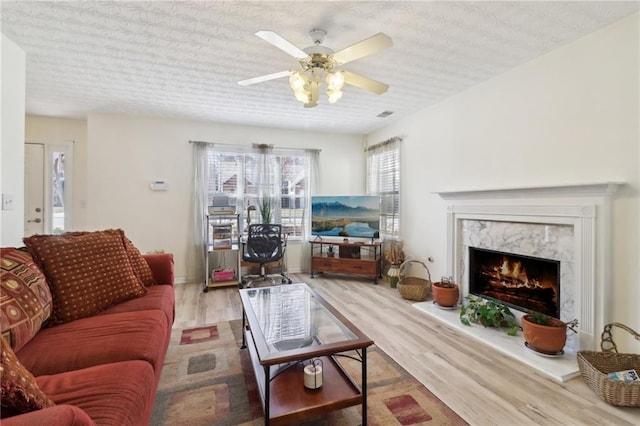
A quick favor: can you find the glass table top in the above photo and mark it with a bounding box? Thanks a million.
[239,283,369,361]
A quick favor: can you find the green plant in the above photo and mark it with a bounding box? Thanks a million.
[259,198,273,223]
[527,311,579,333]
[460,295,520,336]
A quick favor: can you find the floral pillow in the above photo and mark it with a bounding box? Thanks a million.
[0,248,53,351]
[0,335,55,414]
[23,229,146,325]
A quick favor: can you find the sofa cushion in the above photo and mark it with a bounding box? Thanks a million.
[37,360,155,426]
[99,285,175,327]
[124,237,157,287]
[0,248,53,351]
[23,229,146,325]
[0,336,55,415]
[16,310,169,377]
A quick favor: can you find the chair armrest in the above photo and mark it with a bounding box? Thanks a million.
[143,253,175,286]
[2,405,95,426]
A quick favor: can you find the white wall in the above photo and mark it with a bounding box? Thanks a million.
[368,14,639,350]
[25,116,88,230]
[83,113,364,281]
[0,35,26,246]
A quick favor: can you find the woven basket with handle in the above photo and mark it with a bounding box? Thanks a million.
[397,260,432,301]
[577,322,640,407]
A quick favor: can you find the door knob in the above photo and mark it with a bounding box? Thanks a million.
[27,218,42,223]
[35,207,42,213]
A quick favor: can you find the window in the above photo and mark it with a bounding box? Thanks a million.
[207,147,309,238]
[366,138,401,238]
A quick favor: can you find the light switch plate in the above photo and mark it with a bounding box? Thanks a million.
[2,194,14,210]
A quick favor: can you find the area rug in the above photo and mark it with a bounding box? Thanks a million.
[151,320,468,425]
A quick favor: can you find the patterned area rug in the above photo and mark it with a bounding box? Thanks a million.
[151,320,468,425]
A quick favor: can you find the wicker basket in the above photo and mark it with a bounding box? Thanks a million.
[397,260,432,302]
[577,322,640,407]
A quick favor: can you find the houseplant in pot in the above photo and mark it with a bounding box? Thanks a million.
[521,312,579,354]
[460,295,520,336]
[384,241,405,288]
[432,277,459,307]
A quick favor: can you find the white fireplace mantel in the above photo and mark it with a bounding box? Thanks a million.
[434,182,623,201]
[412,182,624,382]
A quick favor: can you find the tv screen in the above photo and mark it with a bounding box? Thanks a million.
[311,196,380,239]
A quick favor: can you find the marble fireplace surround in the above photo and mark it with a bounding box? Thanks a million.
[414,183,621,382]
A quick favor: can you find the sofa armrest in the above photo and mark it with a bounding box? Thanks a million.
[2,405,95,426]
[143,253,175,286]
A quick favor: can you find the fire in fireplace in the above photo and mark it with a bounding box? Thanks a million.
[469,247,560,318]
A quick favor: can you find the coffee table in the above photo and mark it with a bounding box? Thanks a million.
[239,283,374,425]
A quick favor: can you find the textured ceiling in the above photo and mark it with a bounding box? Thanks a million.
[1,1,638,134]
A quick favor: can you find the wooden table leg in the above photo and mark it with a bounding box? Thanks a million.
[264,364,270,425]
[362,347,367,425]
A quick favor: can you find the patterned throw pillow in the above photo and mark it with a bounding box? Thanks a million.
[0,248,53,351]
[124,237,157,286]
[23,229,147,325]
[0,335,55,414]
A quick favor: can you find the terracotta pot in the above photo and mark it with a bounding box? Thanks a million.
[432,282,459,307]
[521,314,568,354]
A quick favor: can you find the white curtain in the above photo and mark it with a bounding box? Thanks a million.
[191,142,211,283]
[302,149,320,272]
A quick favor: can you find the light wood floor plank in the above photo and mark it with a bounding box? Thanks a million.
[173,274,640,425]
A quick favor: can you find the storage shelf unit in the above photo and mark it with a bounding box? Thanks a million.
[204,214,241,292]
[309,240,382,284]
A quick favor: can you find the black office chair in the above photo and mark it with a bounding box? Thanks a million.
[240,224,292,288]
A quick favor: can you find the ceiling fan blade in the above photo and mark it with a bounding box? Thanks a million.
[332,33,392,65]
[255,30,308,59]
[342,71,389,95]
[238,70,292,86]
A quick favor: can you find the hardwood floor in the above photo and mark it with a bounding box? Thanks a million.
[174,274,640,425]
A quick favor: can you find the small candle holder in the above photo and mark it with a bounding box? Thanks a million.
[303,358,323,390]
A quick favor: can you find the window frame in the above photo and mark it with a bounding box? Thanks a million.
[207,147,309,240]
[366,139,401,239]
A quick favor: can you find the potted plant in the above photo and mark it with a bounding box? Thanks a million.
[259,198,273,223]
[521,312,578,354]
[384,241,405,288]
[432,277,459,307]
[460,295,520,336]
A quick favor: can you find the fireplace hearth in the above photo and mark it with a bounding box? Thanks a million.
[469,247,560,318]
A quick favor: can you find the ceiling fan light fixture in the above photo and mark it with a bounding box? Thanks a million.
[294,88,310,103]
[241,29,391,108]
[289,71,306,91]
[326,71,344,91]
[327,88,343,104]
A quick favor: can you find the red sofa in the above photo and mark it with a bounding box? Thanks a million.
[1,247,175,426]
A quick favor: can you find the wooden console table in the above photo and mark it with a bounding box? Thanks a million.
[309,240,382,283]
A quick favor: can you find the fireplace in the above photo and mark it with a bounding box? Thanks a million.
[411,183,621,382]
[469,247,560,318]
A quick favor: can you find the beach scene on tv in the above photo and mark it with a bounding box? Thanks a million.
[311,196,380,239]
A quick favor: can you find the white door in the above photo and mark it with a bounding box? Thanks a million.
[24,141,74,236]
[24,143,45,236]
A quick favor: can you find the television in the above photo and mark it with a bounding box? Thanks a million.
[311,196,380,239]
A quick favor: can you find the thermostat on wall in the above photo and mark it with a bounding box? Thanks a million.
[150,180,168,191]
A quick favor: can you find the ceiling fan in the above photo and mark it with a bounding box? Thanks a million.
[238,29,392,108]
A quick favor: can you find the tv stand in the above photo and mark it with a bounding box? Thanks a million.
[309,240,382,284]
